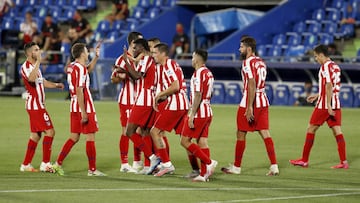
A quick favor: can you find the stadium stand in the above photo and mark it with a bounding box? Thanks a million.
[339,85,355,107]
[211,82,226,104]
[272,84,290,106]
[224,82,242,104]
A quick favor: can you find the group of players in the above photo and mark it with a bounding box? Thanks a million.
[18,30,349,182]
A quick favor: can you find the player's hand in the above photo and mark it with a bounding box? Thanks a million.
[307,94,318,103]
[244,106,254,122]
[153,97,160,112]
[328,108,335,116]
[56,83,64,90]
[188,115,195,129]
[94,41,101,58]
[36,50,43,61]
[123,45,128,60]
[81,112,88,124]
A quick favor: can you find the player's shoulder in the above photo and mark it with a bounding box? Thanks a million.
[22,60,33,70]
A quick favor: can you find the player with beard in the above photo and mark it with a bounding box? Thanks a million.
[221,36,279,176]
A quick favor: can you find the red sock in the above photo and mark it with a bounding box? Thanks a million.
[163,136,170,157]
[23,139,38,165]
[302,133,315,162]
[186,143,211,165]
[119,134,129,164]
[56,139,75,165]
[133,144,141,162]
[200,148,210,176]
[42,136,53,163]
[86,141,96,171]
[130,133,153,158]
[158,148,170,163]
[335,134,347,163]
[143,135,153,166]
[234,140,246,167]
[187,153,199,170]
[264,137,277,164]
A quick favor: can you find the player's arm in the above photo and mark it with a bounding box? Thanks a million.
[122,47,141,80]
[87,42,101,73]
[28,51,42,82]
[76,86,88,123]
[245,78,255,122]
[188,91,202,129]
[325,82,335,116]
[153,80,179,111]
[43,79,64,89]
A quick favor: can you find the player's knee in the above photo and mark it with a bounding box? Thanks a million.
[47,129,55,137]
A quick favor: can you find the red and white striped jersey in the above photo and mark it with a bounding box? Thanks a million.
[190,65,214,118]
[240,55,269,108]
[114,54,136,105]
[21,60,45,110]
[155,63,164,95]
[134,55,157,107]
[316,60,341,109]
[162,58,189,111]
[67,61,96,113]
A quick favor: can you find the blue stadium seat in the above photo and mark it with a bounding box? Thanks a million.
[58,7,75,22]
[224,82,242,104]
[257,45,267,57]
[318,33,333,45]
[353,86,360,107]
[107,31,120,42]
[284,45,305,62]
[306,20,322,33]
[112,20,126,31]
[1,18,14,30]
[288,84,305,105]
[130,7,146,20]
[83,0,96,10]
[339,85,354,107]
[326,8,341,21]
[15,0,24,6]
[273,84,290,106]
[41,0,54,6]
[49,6,62,21]
[331,0,344,9]
[272,34,286,46]
[292,21,306,33]
[323,21,338,35]
[312,9,326,21]
[265,84,273,104]
[60,42,71,59]
[211,82,226,104]
[96,20,111,38]
[287,32,302,46]
[303,33,318,48]
[147,7,161,19]
[35,6,48,19]
[267,45,283,58]
[137,0,151,9]
[335,24,355,38]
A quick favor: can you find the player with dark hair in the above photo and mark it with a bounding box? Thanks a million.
[151,43,189,176]
[111,31,144,173]
[290,44,348,169]
[122,38,161,175]
[221,37,279,176]
[180,49,217,182]
[20,42,64,172]
[53,43,106,176]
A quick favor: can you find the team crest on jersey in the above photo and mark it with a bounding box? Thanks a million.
[166,69,174,76]
[194,78,200,85]
[139,60,146,66]
[36,77,44,84]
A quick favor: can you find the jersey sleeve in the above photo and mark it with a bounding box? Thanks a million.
[76,64,86,88]
[194,69,202,92]
[243,59,254,79]
[21,62,34,80]
[323,63,332,83]
[137,55,150,74]
[164,60,179,83]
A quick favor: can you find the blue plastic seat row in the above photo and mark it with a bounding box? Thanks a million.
[200,82,360,107]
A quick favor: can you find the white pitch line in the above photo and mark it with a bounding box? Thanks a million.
[1,187,360,193]
[202,192,360,203]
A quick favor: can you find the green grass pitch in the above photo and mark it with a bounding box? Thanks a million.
[0,96,359,203]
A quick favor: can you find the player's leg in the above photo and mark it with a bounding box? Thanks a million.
[56,133,80,166]
[20,132,41,172]
[221,130,245,175]
[85,133,105,176]
[330,119,348,169]
[40,128,55,172]
[259,130,279,176]
[151,127,174,177]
